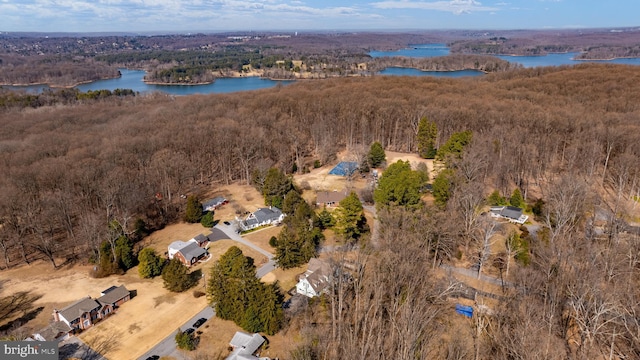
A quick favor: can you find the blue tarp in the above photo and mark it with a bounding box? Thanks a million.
[455,304,474,318]
[329,161,358,176]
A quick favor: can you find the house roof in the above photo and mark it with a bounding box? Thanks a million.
[203,196,227,209]
[178,242,207,263]
[304,258,332,294]
[252,207,283,223]
[33,321,71,341]
[316,190,347,204]
[169,240,191,252]
[97,285,129,306]
[227,332,265,360]
[192,233,208,244]
[501,206,523,220]
[58,297,101,322]
[100,286,118,295]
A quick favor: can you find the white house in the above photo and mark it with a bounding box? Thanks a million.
[296,258,332,298]
[168,239,208,266]
[239,206,285,231]
[489,206,528,224]
[226,331,266,360]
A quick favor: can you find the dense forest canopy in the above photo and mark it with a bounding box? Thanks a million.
[0,62,637,264]
[1,63,639,358]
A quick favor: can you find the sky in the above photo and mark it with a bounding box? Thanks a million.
[0,0,638,33]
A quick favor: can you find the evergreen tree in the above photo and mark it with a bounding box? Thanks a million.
[432,168,455,208]
[367,141,386,168]
[317,207,335,229]
[275,201,323,269]
[334,191,367,241]
[373,160,427,208]
[200,211,215,228]
[208,246,284,334]
[258,282,285,335]
[488,190,507,206]
[184,195,203,223]
[436,130,473,164]
[138,248,165,278]
[510,188,525,208]
[282,189,304,215]
[162,258,192,292]
[417,116,438,159]
[97,240,119,276]
[262,168,295,209]
[115,235,136,270]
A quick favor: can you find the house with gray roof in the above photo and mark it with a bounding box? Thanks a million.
[169,240,208,266]
[30,321,72,342]
[191,233,209,247]
[226,331,265,360]
[53,296,103,331]
[239,206,285,231]
[203,196,228,212]
[489,206,529,224]
[296,258,332,298]
[52,285,132,332]
[97,285,130,308]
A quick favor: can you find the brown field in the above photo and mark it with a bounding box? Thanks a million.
[200,184,264,223]
[243,226,280,256]
[0,218,280,360]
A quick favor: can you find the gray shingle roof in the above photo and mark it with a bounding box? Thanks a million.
[203,196,227,210]
[501,206,523,220]
[178,242,207,263]
[58,297,101,323]
[193,233,208,245]
[97,285,129,306]
[227,332,265,360]
[33,321,71,341]
[253,207,282,223]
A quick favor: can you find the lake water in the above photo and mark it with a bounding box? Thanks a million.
[6,44,640,95]
[3,69,293,95]
[369,43,450,58]
[75,69,294,95]
[370,44,640,68]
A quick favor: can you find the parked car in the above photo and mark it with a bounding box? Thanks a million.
[184,328,195,335]
[223,221,230,225]
[145,356,159,360]
[193,317,207,328]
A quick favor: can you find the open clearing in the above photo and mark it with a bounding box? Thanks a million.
[0,222,274,360]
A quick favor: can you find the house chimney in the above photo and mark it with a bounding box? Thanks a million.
[53,309,60,322]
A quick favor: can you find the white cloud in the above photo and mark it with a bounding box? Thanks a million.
[371,0,498,14]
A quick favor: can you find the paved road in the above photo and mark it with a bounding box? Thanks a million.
[137,306,215,360]
[136,224,276,360]
[59,336,108,360]
[214,223,274,260]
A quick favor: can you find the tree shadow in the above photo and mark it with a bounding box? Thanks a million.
[0,291,44,332]
[190,269,203,288]
[58,342,80,359]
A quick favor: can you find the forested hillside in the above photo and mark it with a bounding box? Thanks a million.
[1,63,639,358]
